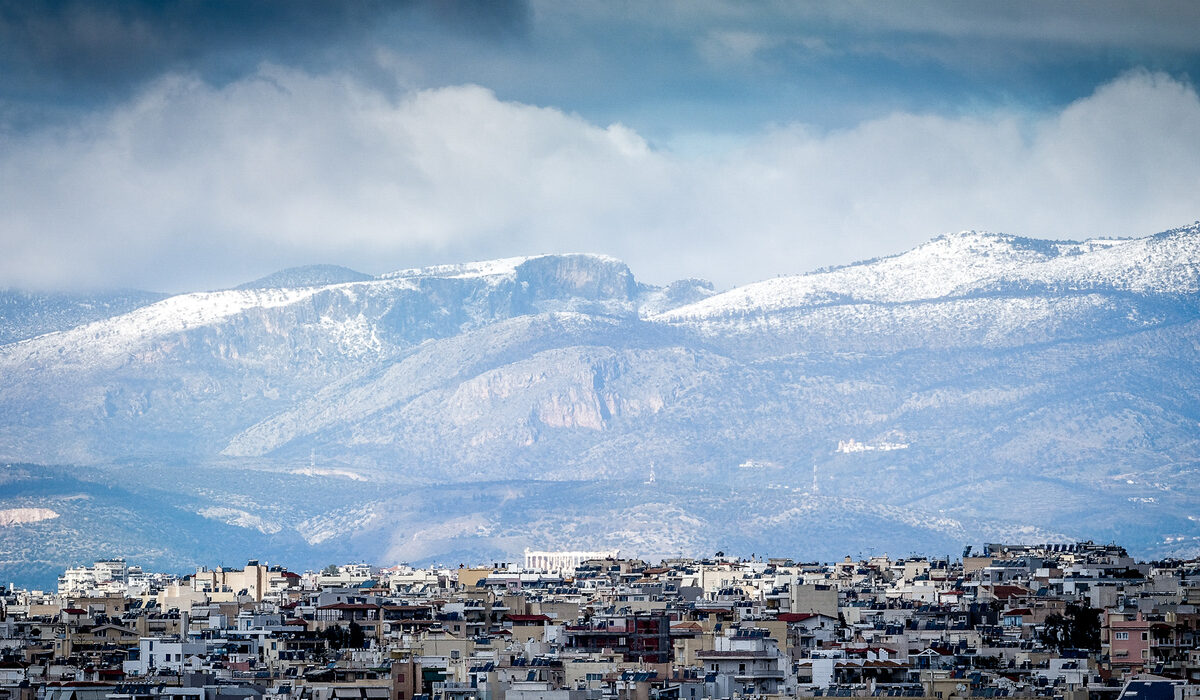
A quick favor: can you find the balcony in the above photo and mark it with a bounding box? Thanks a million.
[734,669,787,680]
[433,681,490,700]
[696,650,775,660]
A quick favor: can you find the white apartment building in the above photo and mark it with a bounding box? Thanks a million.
[123,637,206,676]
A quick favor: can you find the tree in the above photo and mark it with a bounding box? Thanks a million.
[973,655,1001,669]
[348,621,366,649]
[1040,604,1100,651]
[322,621,368,650]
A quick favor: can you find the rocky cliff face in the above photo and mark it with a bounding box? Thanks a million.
[1,228,1198,584]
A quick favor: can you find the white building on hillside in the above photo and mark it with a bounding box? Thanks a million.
[522,549,620,573]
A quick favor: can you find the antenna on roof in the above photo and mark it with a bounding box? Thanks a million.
[645,461,656,486]
[812,463,819,495]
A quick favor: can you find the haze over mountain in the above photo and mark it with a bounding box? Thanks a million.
[1,224,1198,587]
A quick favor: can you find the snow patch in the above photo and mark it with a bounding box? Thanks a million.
[837,439,909,453]
[0,507,60,526]
[297,504,377,545]
[290,468,369,482]
[737,459,782,469]
[197,507,282,534]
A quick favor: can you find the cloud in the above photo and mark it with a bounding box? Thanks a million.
[4,1,1198,146]
[814,1,1200,52]
[1,67,1197,292]
[0,0,529,101]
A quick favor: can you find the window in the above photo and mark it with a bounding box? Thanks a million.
[1116,632,1129,640]
[1141,632,1148,641]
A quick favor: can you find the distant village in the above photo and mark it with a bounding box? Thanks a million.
[2,542,1199,700]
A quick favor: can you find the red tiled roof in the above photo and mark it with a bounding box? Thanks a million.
[988,585,1028,599]
[671,622,703,631]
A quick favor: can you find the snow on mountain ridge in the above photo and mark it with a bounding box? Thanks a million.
[381,256,534,280]
[2,228,1194,370]
[657,226,1198,323]
[654,230,1061,321]
[0,280,417,369]
[0,253,640,372]
[380,253,624,281]
[971,224,1200,296]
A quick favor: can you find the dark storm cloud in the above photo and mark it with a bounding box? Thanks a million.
[3,1,1198,136]
[0,0,528,101]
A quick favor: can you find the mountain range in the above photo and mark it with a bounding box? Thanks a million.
[2,224,1198,587]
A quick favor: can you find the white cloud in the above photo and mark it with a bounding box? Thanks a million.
[1,67,1197,292]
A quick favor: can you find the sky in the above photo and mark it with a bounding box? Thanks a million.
[2,0,1199,292]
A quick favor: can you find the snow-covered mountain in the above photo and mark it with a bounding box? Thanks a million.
[1,225,1198,584]
[660,225,1200,320]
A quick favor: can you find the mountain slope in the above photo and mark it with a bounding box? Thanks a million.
[1,228,1198,583]
[658,225,1200,321]
[0,289,167,345]
[236,264,373,290]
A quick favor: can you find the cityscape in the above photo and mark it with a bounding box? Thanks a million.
[3,3,1200,700]
[2,543,1198,700]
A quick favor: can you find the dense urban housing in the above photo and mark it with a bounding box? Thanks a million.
[2,543,1200,700]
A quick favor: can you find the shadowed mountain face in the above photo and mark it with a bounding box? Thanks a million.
[1,230,1198,586]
